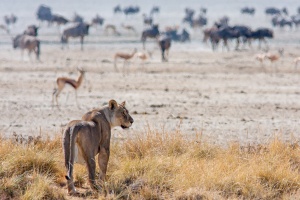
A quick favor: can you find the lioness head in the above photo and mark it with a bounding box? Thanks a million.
[109,99,134,129]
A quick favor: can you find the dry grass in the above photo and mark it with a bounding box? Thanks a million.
[0,130,300,200]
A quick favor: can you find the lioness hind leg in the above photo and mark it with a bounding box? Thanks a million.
[98,147,110,182]
[86,158,99,190]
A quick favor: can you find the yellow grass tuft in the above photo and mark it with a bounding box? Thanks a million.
[0,130,300,199]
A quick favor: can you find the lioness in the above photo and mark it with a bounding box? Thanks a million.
[63,99,134,195]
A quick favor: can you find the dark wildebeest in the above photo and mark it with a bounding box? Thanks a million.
[158,34,171,62]
[72,13,84,23]
[240,7,255,15]
[91,15,104,26]
[141,24,159,49]
[143,14,153,26]
[232,25,252,49]
[36,5,52,24]
[165,28,190,42]
[13,34,40,60]
[265,7,281,15]
[209,26,239,51]
[291,15,300,28]
[150,6,160,16]
[192,15,207,28]
[203,26,218,43]
[114,5,122,14]
[4,14,17,26]
[51,14,69,26]
[61,22,90,50]
[24,25,39,36]
[250,28,274,49]
[123,6,140,16]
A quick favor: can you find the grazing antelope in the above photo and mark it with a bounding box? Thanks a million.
[294,57,300,70]
[265,53,280,63]
[121,23,136,34]
[52,67,85,108]
[255,53,266,64]
[114,48,137,73]
[104,24,120,36]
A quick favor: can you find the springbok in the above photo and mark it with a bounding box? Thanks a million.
[104,24,120,36]
[13,34,40,60]
[255,53,267,64]
[114,48,137,73]
[52,67,85,108]
[121,23,137,35]
[294,57,300,70]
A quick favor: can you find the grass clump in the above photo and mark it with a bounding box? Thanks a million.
[0,131,300,199]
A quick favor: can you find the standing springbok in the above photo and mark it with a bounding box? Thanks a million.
[52,67,85,108]
[13,34,40,60]
[114,48,137,73]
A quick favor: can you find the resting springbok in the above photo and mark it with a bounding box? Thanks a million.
[13,34,40,60]
[114,48,137,73]
[52,67,85,108]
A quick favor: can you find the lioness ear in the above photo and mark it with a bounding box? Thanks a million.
[120,101,126,107]
[109,99,118,110]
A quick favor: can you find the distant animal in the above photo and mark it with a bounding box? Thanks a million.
[114,48,137,73]
[91,15,104,26]
[255,53,266,64]
[141,24,160,49]
[121,23,136,34]
[136,50,152,61]
[165,28,190,42]
[158,35,171,62]
[241,7,255,15]
[63,99,133,195]
[36,5,52,24]
[232,25,252,49]
[4,14,17,26]
[209,26,239,51]
[150,6,160,16]
[0,24,9,34]
[61,22,90,50]
[72,13,84,23]
[200,7,207,15]
[250,28,274,49]
[265,53,280,63]
[24,25,39,36]
[291,15,300,28]
[294,57,300,69]
[51,14,69,26]
[12,34,40,60]
[123,6,140,16]
[143,14,153,26]
[203,26,218,43]
[265,7,288,16]
[52,67,85,108]
[104,24,120,36]
[114,5,122,14]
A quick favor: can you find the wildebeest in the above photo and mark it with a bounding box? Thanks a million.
[51,14,69,26]
[271,16,293,29]
[165,28,190,42]
[4,14,17,26]
[265,7,288,16]
[91,15,104,26]
[61,22,90,50]
[291,15,300,28]
[24,25,39,36]
[123,6,140,16]
[158,34,171,62]
[232,25,252,49]
[209,26,239,51]
[72,13,84,23]
[241,7,255,15]
[114,5,122,14]
[143,14,153,26]
[36,5,52,24]
[13,34,40,60]
[250,28,274,49]
[150,6,160,16]
[141,24,160,49]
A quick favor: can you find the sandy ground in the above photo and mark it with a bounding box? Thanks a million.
[1,31,300,146]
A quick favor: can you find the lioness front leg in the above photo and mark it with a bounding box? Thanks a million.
[98,147,110,182]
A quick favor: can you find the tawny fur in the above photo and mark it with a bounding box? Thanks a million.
[114,48,137,72]
[52,68,85,108]
[266,53,280,63]
[63,100,134,195]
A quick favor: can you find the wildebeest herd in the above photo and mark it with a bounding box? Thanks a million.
[1,4,300,63]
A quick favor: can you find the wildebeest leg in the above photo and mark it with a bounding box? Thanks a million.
[235,38,240,50]
[223,39,229,51]
[263,38,268,50]
[80,36,84,51]
[258,39,262,49]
